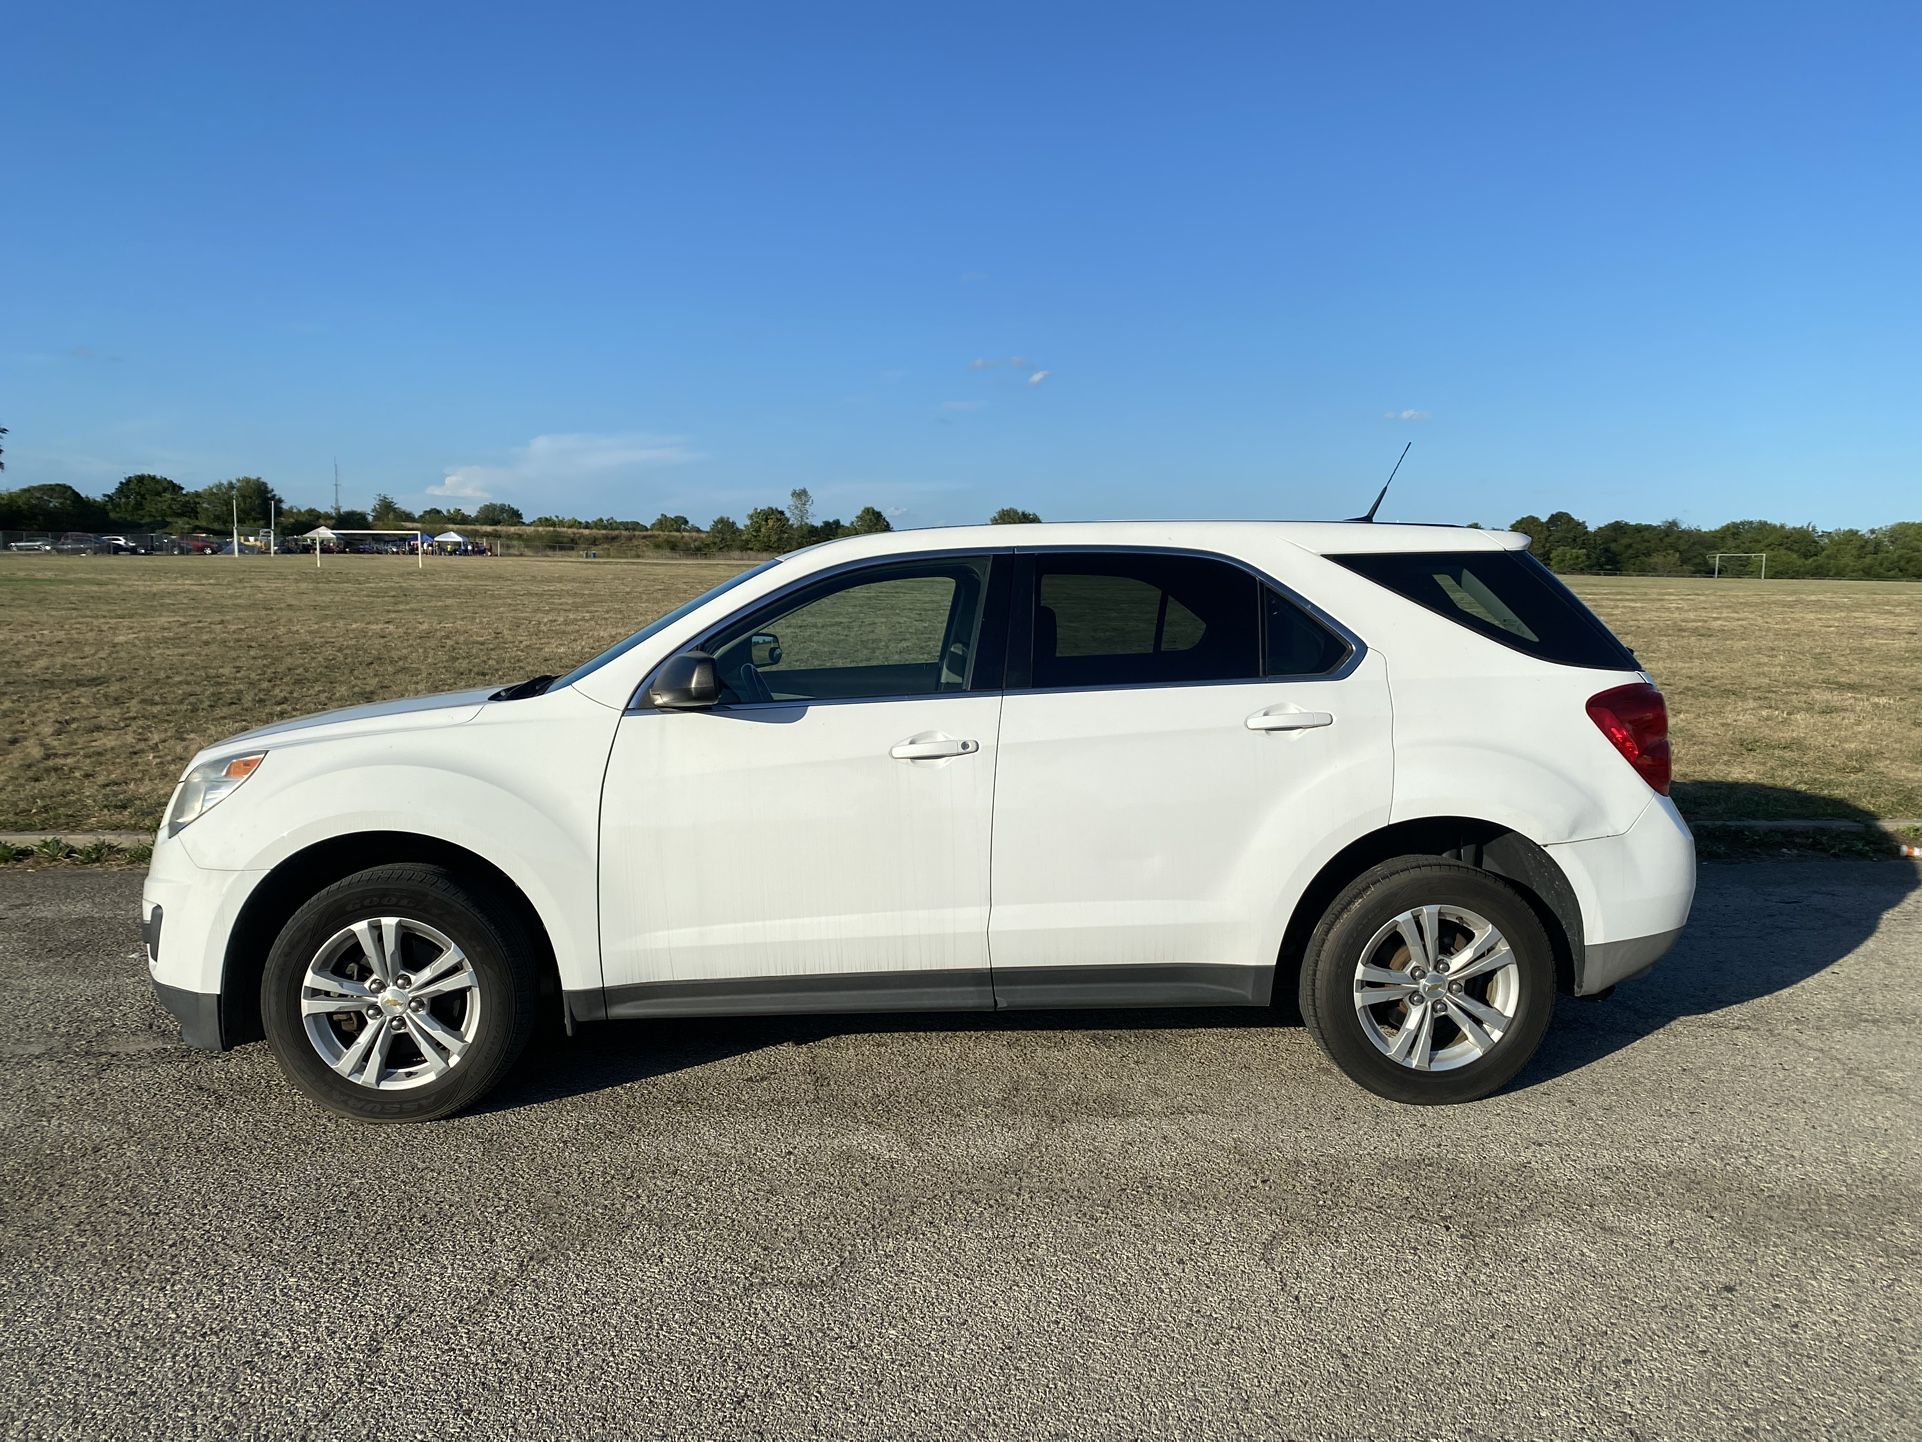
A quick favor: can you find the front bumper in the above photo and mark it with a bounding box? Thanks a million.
[141,832,267,1051]
[1545,793,1697,995]
[152,979,225,1050]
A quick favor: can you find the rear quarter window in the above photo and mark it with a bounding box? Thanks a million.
[1330,550,1638,671]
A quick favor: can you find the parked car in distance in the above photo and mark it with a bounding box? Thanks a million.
[7,539,53,552]
[143,521,1695,1120]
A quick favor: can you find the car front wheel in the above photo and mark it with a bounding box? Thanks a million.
[260,863,538,1121]
[1299,859,1556,1104]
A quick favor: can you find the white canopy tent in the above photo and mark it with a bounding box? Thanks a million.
[302,526,427,569]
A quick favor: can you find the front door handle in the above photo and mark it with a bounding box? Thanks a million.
[1246,708,1334,732]
[890,737,979,761]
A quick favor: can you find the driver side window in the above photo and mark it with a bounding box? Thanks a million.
[704,557,993,704]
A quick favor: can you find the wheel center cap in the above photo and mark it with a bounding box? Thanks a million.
[1420,974,1449,999]
[378,990,408,1010]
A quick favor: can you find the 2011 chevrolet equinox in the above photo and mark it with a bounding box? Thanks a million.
[142,521,1695,1120]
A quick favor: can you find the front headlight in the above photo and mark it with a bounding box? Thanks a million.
[165,752,267,837]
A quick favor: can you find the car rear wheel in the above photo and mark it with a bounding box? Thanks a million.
[260,864,538,1122]
[1299,859,1555,1104]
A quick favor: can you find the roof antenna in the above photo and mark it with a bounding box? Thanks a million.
[1349,441,1411,522]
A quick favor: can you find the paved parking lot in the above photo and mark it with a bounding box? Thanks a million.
[2,860,1918,1441]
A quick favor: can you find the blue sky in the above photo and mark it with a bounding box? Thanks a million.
[3,1,1917,530]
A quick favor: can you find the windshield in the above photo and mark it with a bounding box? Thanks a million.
[550,559,783,692]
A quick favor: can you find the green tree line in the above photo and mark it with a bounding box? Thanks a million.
[1509,511,1922,580]
[13,470,1909,577]
[0,478,1051,555]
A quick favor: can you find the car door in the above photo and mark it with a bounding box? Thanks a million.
[596,552,1010,1016]
[987,549,1393,1007]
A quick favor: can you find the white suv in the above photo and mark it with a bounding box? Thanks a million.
[142,522,1695,1119]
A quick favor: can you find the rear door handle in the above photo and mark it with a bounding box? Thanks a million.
[890,737,979,760]
[1246,708,1334,732]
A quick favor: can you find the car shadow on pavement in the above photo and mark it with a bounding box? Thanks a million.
[484,784,1918,1111]
[484,1005,1282,1113]
[1519,784,1918,1088]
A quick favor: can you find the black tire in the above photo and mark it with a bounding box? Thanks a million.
[260,863,539,1122]
[1299,858,1555,1105]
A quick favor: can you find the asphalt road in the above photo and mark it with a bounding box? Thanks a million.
[2,862,1918,1442]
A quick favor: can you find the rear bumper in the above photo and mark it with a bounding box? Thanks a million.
[1546,794,1696,995]
[1582,927,1683,992]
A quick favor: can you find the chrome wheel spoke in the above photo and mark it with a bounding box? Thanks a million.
[1441,999,1496,1055]
[1450,990,1511,1039]
[1447,924,1512,982]
[1355,962,1417,1009]
[332,1016,388,1084]
[351,917,406,980]
[1394,906,1441,970]
[1388,1003,1435,1068]
[408,944,464,989]
[300,970,373,1014]
[302,992,364,1016]
[408,956,475,1001]
[1355,982,1416,1009]
[403,1012,463,1078]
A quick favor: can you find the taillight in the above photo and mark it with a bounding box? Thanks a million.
[1586,683,1671,795]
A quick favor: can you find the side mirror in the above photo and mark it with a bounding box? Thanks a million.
[646,651,722,710]
[750,632,782,668]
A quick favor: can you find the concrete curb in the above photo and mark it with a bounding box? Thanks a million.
[1,832,152,847]
[1689,819,1920,833]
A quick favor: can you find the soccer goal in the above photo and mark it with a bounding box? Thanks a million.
[1710,552,1767,579]
[300,526,428,569]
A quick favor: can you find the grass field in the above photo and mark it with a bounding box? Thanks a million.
[1,554,1917,833]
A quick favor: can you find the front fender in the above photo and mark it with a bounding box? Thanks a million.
[178,689,617,992]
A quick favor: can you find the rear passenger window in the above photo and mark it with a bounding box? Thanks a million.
[1031,554,1258,687]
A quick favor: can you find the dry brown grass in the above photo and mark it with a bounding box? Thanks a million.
[1569,577,1922,822]
[0,554,740,831]
[2,555,1916,831]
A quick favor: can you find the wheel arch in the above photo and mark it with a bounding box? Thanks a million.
[219,832,562,1048]
[1275,816,1584,1008]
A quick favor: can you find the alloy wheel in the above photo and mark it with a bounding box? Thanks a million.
[1351,904,1520,1072]
[299,916,482,1090]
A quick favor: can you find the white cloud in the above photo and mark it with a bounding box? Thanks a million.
[426,471,492,499]
[1385,409,1432,422]
[432,430,701,502]
[1027,370,1051,385]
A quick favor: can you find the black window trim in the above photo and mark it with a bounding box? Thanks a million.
[628,548,1014,711]
[629,543,1365,711]
[1005,545,1364,696]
